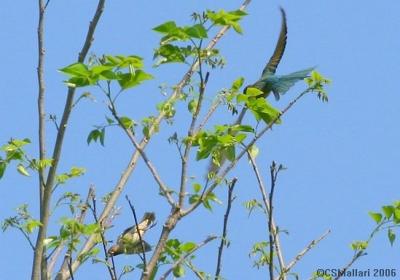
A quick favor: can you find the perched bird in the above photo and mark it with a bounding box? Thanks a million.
[208,7,313,174]
[108,212,156,256]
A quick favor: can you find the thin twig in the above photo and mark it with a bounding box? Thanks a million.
[18,227,36,251]
[194,95,223,134]
[160,236,217,280]
[277,229,331,279]
[215,178,237,280]
[106,96,175,207]
[333,250,365,280]
[247,155,286,278]
[179,48,210,207]
[333,220,389,280]
[268,162,284,280]
[67,255,74,280]
[90,193,117,280]
[125,196,147,271]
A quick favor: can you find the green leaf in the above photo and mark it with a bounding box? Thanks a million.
[246,97,281,125]
[87,129,105,146]
[2,138,31,152]
[248,145,259,159]
[153,21,178,34]
[388,228,396,246]
[59,63,91,77]
[105,55,144,68]
[231,77,244,92]
[17,164,30,176]
[382,205,394,219]
[350,240,368,251]
[82,223,100,235]
[70,167,86,177]
[0,160,6,179]
[154,44,188,66]
[180,242,196,252]
[206,9,247,34]
[193,183,201,193]
[25,219,42,234]
[188,99,198,114]
[368,212,382,224]
[189,194,200,205]
[184,24,208,39]
[119,116,135,129]
[394,209,400,223]
[173,264,185,278]
[118,70,153,90]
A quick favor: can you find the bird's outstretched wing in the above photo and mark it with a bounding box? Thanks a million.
[268,67,315,99]
[260,7,287,77]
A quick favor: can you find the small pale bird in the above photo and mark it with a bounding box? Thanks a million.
[108,212,156,256]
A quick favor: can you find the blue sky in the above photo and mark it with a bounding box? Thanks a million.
[1,0,400,279]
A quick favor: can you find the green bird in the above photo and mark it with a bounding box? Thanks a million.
[208,7,313,174]
[108,212,155,256]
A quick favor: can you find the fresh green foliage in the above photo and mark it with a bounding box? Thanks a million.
[206,9,248,34]
[238,87,282,125]
[46,218,101,252]
[366,201,400,246]
[2,204,42,235]
[189,190,222,211]
[56,166,86,185]
[249,241,271,269]
[189,124,253,168]
[159,238,206,278]
[157,101,176,119]
[305,70,331,102]
[142,116,159,139]
[152,11,241,68]
[0,138,50,179]
[87,128,106,146]
[59,55,153,90]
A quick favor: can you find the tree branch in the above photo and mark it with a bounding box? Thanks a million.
[247,155,286,278]
[32,0,107,279]
[215,178,237,279]
[277,229,331,279]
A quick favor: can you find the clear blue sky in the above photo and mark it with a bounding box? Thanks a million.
[1,0,400,279]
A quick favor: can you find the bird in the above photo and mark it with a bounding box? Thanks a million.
[108,212,156,256]
[208,7,314,175]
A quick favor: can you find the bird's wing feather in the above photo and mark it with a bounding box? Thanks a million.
[261,7,287,77]
[268,67,314,99]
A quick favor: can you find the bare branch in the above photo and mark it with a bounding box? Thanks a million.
[89,192,117,280]
[215,178,237,279]
[106,98,175,207]
[160,236,217,280]
[278,229,331,279]
[34,0,107,278]
[247,155,286,278]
